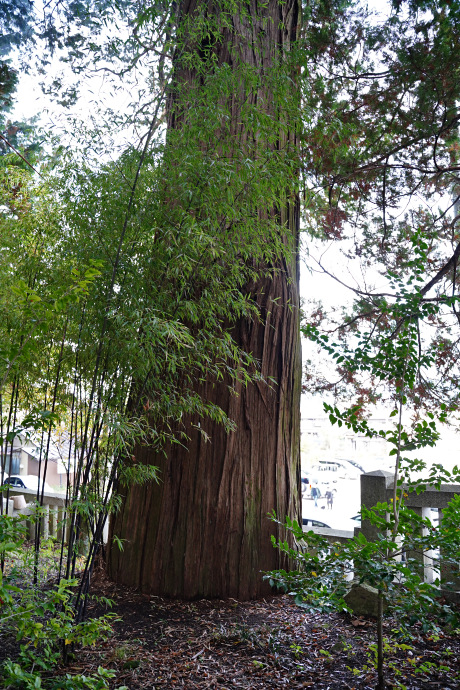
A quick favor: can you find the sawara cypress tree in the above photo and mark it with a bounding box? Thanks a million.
[107,0,302,599]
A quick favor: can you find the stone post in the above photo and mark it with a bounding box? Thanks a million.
[360,470,393,542]
[42,503,50,540]
[50,507,58,539]
[57,507,66,543]
[403,505,427,582]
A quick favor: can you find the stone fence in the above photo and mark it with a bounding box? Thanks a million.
[311,470,460,601]
[1,487,109,545]
[1,487,68,540]
[361,470,460,598]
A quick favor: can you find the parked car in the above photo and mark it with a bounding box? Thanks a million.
[302,517,331,529]
[3,475,53,493]
[303,513,359,532]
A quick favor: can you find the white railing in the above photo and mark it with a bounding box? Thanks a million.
[1,487,108,545]
[308,470,460,601]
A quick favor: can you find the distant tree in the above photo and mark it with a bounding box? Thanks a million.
[0,0,34,112]
[301,0,460,421]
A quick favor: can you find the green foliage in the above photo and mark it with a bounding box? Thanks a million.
[0,1,34,55]
[0,510,27,557]
[0,0,34,114]
[2,661,126,690]
[267,496,460,683]
[0,516,121,689]
[295,6,460,682]
[0,63,18,112]
[347,636,451,689]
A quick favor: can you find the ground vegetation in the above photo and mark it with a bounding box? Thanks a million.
[2,569,458,689]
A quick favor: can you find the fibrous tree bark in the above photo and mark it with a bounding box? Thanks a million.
[107,0,301,599]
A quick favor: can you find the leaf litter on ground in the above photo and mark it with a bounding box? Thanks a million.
[61,568,460,689]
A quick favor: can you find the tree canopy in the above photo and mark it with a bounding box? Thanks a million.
[301,0,460,421]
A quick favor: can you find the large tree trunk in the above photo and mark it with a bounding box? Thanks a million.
[107,0,301,599]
